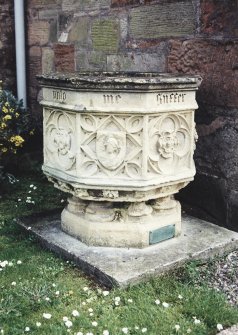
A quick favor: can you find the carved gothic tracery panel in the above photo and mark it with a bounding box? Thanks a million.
[148,113,192,175]
[79,114,143,178]
[44,109,76,171]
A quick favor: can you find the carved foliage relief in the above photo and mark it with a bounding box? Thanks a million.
[79,114,143,178]
[44,109,76,171]
[148,113,192,175]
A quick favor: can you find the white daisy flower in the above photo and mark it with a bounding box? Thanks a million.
[65,320,73,328]
[72,310,80,317]
[43,313,52,319]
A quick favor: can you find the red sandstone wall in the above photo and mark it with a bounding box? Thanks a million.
[25,1,238,120]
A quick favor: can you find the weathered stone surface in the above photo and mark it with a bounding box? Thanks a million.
[68,17,89,45]
[38,8,59,19]
[91,19,120,52]
[179,109,238,232]
[49,20,58,43]
[28,47,42,81]
[19,212,238,287]
[119,15,128,42]
[75,50,89,71]
[54,43,75,72]
[75,50,107,71]
[0,1,16,92]
[107,52,166,72]
[126,39,166,50]
[228,190,238,232]
[42,48,55,73]
[129,2,196,39]
[28,21,50,46]
[27,0,61,7]
[27,49,42,118]
[195,117,238,179]
[178,173,228,226]
[201,0,238,36]
[111,0,140,8]
[168,40,238,108]
[88,51,107,70]
[62,0,110,12]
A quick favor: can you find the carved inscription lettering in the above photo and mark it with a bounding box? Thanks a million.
[157,93,186,105]
[53,90,67,102]
[103,94,121,104]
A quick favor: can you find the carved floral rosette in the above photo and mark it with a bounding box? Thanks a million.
[148,113,191,175]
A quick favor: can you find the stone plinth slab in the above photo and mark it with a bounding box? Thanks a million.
[18,213,238,288]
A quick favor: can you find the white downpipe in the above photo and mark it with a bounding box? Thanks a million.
[14,0,27,108]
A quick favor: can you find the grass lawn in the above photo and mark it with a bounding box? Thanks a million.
[1,168,238,335]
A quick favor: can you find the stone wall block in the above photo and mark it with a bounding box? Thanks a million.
[88,51,107,70]
[201,0,238,36]
[126,39,166,50]
[54,43,75,72]
[119,15,128,42]
[49,20,58,43]
[75,50,90,71]
[28,21,51,46]
[27,0,62,8]
[38,9,59,20]
[42,48,55,74]
[0,2,16,92]
[195,119,238,179]
[168,40,238,108]
[68,17,89,46]
[107,51,167,72]
[129,2,196,39]
[111,0,140,8]
[27,50,42,118]
[29,46,42,57]
[62,0,110,12]
[91,19,120,52]
[75,50,107,71]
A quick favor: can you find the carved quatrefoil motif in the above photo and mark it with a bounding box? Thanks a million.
[148,113,191,174]
[44,110,76,171]
[79,114,143,178]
